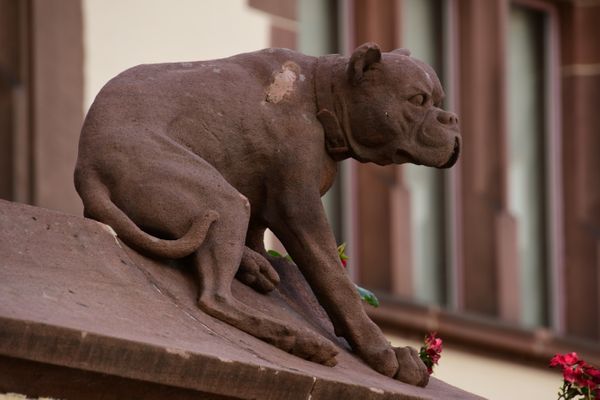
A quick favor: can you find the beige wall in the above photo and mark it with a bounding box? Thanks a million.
[82,0,271,109]
[387,334,560,399]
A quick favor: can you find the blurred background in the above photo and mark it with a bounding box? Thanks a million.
[1,0,599,398]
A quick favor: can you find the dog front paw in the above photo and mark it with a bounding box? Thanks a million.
[393,346,429,387]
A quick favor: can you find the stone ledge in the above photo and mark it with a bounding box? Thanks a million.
[0,200,483,400]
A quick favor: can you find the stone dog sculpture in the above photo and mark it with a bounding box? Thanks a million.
[74,42,460,387]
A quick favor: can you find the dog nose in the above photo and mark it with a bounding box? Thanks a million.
[437,111,459,125]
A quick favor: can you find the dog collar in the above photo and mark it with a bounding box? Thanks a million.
[314,55,351,161]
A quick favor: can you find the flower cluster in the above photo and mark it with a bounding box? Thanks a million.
[268,243,380,307]
[337,243,349,268]
[337,243,379,307]
[550,352,600,399]
[419,332,443,375]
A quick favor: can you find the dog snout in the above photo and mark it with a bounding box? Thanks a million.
[437,110,459,126]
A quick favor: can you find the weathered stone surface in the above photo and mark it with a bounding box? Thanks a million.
[0,200,482,399]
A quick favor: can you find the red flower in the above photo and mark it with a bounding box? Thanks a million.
[550,352,579,369]
[563,362,585,384]
[586,365,600,384]
[419,332,443,374]
[550,353,600,399]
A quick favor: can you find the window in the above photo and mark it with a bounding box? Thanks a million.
[401,0,449,306]
[507,4,550,328]
[347,0,594,361]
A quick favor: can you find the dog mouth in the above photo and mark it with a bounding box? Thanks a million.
[394,148,421,165]
[438,137,460,169]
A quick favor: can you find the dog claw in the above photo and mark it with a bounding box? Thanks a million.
[393,346,429,387]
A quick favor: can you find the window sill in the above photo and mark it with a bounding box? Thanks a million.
[367,294,600,368]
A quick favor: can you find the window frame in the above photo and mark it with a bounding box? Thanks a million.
[346,0,573,367]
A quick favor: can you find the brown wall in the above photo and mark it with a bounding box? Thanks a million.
[0,0,83,216]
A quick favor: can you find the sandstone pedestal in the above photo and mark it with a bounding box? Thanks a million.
[0,200,482,400]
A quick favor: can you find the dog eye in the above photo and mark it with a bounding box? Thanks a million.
[409,94,427,106]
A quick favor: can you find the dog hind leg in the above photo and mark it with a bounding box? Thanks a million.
[194,198,337,366]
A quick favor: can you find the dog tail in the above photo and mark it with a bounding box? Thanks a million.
[76,171,219,259]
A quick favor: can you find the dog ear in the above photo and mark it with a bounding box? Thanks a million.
[392,48,411,56]
[347,42,382,85]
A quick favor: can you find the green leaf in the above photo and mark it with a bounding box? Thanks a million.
[267,249,293,262]
[267,250,283,258]
[337,243,349,261]
[355,284,380,307]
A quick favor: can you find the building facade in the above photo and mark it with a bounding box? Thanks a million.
[1,0,599,398]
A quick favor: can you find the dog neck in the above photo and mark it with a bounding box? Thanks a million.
[314,55,352,161]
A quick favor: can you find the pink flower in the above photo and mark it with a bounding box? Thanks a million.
[420,332,443,374]
[585,365,600,384]
[550,353,600,399]
[550,352,579,369]
[563,362,584,384]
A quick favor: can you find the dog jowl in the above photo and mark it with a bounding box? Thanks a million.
[74,42,460,387]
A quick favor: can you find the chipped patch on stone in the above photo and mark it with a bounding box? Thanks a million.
[370,387,385,394]
[97,222,123,248]
[212,68,221,74]
[166,348,191,359]
[266,62,300,103]
[99,222,116,237]
[81,331,88,339]
[218,357,232,363]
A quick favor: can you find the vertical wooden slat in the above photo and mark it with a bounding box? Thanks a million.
[559,1,600,340]
[496,211,520,323]
[389,176,413,297]
[598,240,600,337]
[457,0,508,316]
[353,0,398,49]
[0,0,20,201]
[30,0,84,214]
[12,85,30,203]
[352,0,401,292]
[444,0,464,311]
[356,165,394,291]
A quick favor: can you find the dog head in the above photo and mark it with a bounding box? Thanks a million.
[343,42,461,168]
